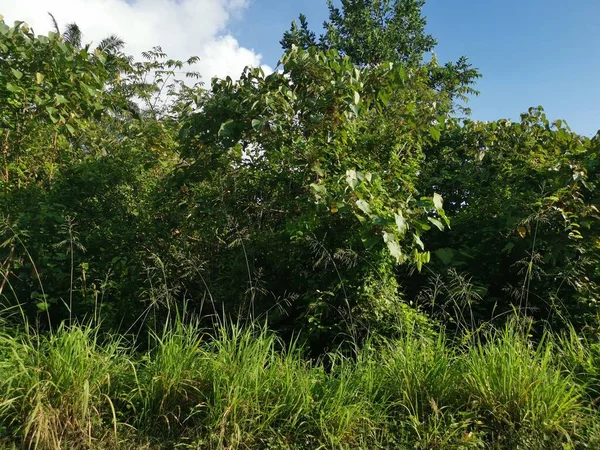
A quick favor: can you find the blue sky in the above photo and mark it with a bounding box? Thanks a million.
[231,0,600,137]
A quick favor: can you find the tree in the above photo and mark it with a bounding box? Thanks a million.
[171,46,448,349]
[48,13,125,55]
[0,16,201,328]
[323,0,436,66]
[279,13,316,50]
[407,109,600,330]
[281,0,480,114]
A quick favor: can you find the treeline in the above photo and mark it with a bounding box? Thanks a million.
[1,2,598,346]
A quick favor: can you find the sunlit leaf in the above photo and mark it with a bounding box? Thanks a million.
[346,169,358,189]
[428,217,444,231]
[356,199,371,215]
[11,68,23,79]
[433,193,443,210]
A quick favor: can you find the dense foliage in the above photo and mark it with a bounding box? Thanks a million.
[0,0,599,447]
[410,112,600,331]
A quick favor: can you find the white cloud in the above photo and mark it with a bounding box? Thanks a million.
[0,0,271,81]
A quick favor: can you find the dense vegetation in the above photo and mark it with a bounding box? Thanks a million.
[0,0,598,448]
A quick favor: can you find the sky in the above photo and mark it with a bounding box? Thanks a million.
[1,0,599,136]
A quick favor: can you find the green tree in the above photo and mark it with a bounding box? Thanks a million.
[282,0,480,114]
[0,16,201,327]
[323,0,436,66]
[171,46,447,349]
[48,13,125,55]
[409,109,600,330]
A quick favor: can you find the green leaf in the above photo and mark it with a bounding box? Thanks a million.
[397,66,407,83]
[6,83,19,93]
[378,90,390,106]
[395,212,407,234]
[311,165,325,177]
[54,94,68,105]
[65,124,75,135]
[353,91,360,105]
[11,68,23,79]
[502,242,515,254]
[434,248,454,265]
[415,250,423,271]
[438,209,451,227]
[36,72,45,84]
[383,232,403,263]
[36,302,50,311]
[80,82,98,97]
[361,234,380,249]
[46,106,59,123]
[413,233,424,250]
[355,199,371,215]
[310,183,327,195]
[218,119,235,138]
[346,170,358,189]
[427,217,444,231]
[429,125,440,141]
[251,118,264,131]
[433,193,443,210]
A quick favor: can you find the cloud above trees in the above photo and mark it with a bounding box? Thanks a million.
[0,0,271,80]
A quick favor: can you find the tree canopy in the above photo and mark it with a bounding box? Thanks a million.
[281,0,481,114]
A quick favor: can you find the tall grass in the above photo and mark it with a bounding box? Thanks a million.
[0,324,124,449]
[0,316,597,449]
[374,331,478,448]
[200,325,314,448]
[127,319,206,434]
[463,323,587,448]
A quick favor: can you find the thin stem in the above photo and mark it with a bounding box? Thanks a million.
[1,129,9,184]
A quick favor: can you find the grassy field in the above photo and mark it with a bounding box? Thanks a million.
[0,315,598,449]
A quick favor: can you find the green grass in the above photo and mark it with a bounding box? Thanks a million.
[0,324,125,449]
[462,323,586,448]
[0,318,598,449]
